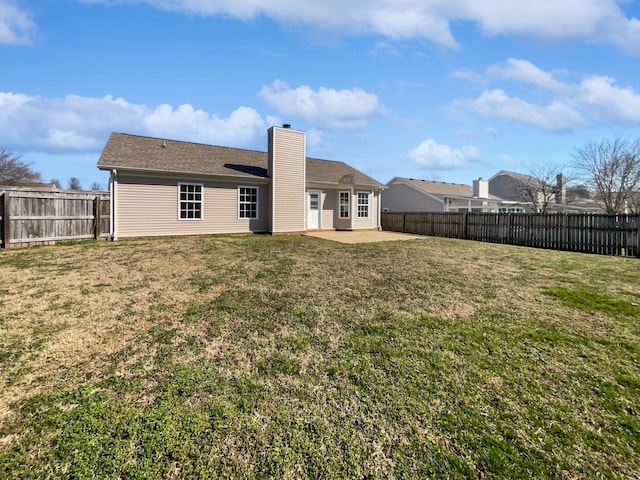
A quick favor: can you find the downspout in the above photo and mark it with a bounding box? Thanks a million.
[378,189,382,230]
[350,187,355,230]
[110,169,118,240]
[371,189,374,230]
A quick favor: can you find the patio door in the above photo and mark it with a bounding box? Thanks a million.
[308,191,320,229]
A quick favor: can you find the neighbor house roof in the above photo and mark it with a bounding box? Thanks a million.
[97,132,383,188]
[388,177,504,201]
[488,169,537,184]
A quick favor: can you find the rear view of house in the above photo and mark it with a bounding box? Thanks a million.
[97,126,384,239]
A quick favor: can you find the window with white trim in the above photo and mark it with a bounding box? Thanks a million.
[178,183,203,220]
[339,191,350,218]
[357,191,369,218]
[238,186,258,219]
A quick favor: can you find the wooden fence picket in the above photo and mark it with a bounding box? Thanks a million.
[381,211,640,258]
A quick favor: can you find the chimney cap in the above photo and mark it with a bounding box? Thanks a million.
[282,123,291,129]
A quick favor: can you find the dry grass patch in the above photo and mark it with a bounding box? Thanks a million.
[1,234,639,479]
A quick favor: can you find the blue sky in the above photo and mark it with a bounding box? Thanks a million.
[1,1,640,190]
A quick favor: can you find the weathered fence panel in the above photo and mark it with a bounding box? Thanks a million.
[0,190,110,248]
[0,193,6,248]
[382,212,466,239]
[381,211,640,258]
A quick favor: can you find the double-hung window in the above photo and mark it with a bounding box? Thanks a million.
[178,183,203,220]
[238,186,258,219]
[357,191,369,218]
[339,191,350,219]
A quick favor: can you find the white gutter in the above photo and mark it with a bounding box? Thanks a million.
[378,189,383,230]
[98,165,270,183]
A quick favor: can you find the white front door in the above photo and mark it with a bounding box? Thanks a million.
[308,192,320,229]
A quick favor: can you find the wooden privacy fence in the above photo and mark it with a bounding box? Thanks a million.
[381,211,640,258]
[1,190,110,248]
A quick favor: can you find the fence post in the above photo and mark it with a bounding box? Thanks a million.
[94,196,101,240]
[2,192,10,249]
[463,212,468,239]
[403,212,407,233]
[636,214,640,258]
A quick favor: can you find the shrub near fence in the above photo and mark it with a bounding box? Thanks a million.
[1,189,110,248]
[381,211,640,258]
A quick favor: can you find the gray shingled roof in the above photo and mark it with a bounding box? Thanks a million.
[391,177,505,200]
[396,177,472,197]
[97,132,383,188]
[488,169,537,184]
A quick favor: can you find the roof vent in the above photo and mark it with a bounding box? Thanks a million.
[162,140,166,148]
[282,123,291,129]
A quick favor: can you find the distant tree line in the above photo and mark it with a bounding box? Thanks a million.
[0,146,42,184]
[49,177,102,191]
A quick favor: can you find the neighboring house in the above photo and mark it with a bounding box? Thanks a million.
[546,199,607,214]
[97,126,384,239]
[625,191,640,214]
[489,170,607,213]
[382,177,521,213]
[488,170,539,204]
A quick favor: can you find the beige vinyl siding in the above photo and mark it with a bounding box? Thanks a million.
[353,190,379,230]
[320,190,336,230]
[367,191,379,229]
[381,183,444,212]
[488,174,520,201]
[115,174,269,238]
[269,127,306,233]
[307,188,337,230]
[331,187,353,230]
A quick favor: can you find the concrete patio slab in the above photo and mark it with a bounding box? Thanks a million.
[304,230,426,244]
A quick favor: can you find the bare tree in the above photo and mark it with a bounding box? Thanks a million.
[571,137,640,214]
[50,178,62,189]
[0,147,42,184]
[512,164,565,213]
[90,182,102,191]
[68,177,82,190]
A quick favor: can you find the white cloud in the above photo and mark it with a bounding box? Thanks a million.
[304,128,325,151]
[258,80,382,130]
[409,138,479,170]
[462,89,584,131]
[79,0,640,54]
[453,59,640,130]
[451,0,640,55]
[451,69,487,85]
[486,58,569,94]
[0,91,268,152]
[0,1,36,45]
[143,104,266,145]
[578,75,640,123]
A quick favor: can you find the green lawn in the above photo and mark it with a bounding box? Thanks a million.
[0,234,638,479]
